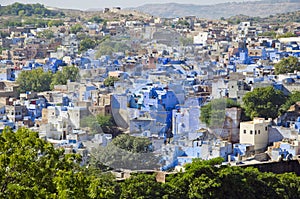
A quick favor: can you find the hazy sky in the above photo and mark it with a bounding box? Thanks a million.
[2,0,260,10]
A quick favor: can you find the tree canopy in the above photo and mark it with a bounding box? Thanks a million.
[279,91,300,115]
[163,158,300,199]
[70,24,83,34]
[17,66,80,92]
[81,115,114,134]
[0,3,65,17]
[0,127,123,198]
[89,16,104,24]
[103,76,119,87]
[90,134,160,170]
[95,38,130,58]
[277,32,296,38]
[274,56,300,75]
[200,98,240,127]
[112,134,152,153]
[2,127,300,198]
[242,86,286,119]
[16,68,53,93]
[79,38,98,52]
[37,29,54,39]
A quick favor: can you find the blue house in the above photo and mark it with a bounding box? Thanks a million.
[128,83,180,138]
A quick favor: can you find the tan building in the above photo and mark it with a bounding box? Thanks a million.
[6,104,27,122]
[240,118,272,151]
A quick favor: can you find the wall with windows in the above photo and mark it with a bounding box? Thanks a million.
[240,118,271,151]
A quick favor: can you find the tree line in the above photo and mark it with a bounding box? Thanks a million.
[0,3,65,17]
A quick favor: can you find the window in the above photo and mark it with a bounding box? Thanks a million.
[255,130,257,135]
[265,126,268,131]
[258,130,260,134]
[244,130,246,134]
[250,130,253,135]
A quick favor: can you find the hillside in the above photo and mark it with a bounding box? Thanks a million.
[129,1,300,19]
[0,2,65,17]
[226,10,300,24]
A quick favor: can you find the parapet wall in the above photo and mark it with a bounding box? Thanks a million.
[240,160,300,175]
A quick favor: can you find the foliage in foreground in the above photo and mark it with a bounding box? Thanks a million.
[0,127,120,198]
[2,127,300,199]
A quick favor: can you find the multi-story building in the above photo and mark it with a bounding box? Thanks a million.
[240,118,272,151]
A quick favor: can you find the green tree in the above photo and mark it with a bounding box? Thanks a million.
[200,98,239,127]
[89,16,103,24]
[120,174,166,199]
[79,37,97,52]
[62,65,80,82]
[51,66,80,89]
[258,31,277,38]
[89,134,160,170]
[274,56,300,75]
[277,32,296,38]
[90,143,160,171]
[17,68,53,92]
[0,3,64,17]
[88,172,121,199]
[96,115,113,127]
[50,71,65,90]
[166,158,223,199]
[95,37,130,58]
[112,134,151,153]
[37,29,54,39]
[48,20,64,27]
[242,86,286,119]
[81,115,113,134]
[279,91,300,115]
[103,76,119,87]
[0,127,122,198]
[0,127,81,197]
[70,24,83,34]
[176,20,190,28]
[179,37,193,46]
[164,158,300,199]
[0,31,10,38]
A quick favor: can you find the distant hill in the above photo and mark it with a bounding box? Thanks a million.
[129,1,300,19]
[226,10,300,24]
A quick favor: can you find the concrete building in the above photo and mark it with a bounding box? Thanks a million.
[240,118,272,151]
[194,32,209,46]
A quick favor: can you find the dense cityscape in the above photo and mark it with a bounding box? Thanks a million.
[1,1,300,198]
